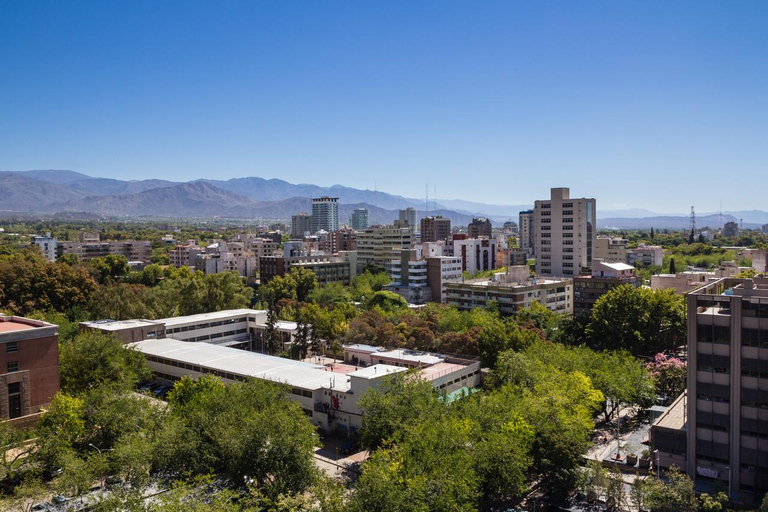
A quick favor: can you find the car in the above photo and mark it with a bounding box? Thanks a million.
[51,495,71,504]
[151,385,168,397]
[138,381,153,393]
[339,437,359,455]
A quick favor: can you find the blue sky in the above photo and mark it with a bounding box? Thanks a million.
[1,1,766,212]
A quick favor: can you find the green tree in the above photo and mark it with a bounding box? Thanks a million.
[57,253,80,266]
[91,254,131,283]
[587,285,686,355]
[366,290,408,313]
[59,331,151,394]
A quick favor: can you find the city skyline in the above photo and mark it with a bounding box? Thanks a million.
[2,2,767,212]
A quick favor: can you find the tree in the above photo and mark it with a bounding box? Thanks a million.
[366,290,408,313]
[647,352,686,399]
[650,227,655,240]
[59,331,151,394]
[759,491,768,512]
[91,254,130,283]
[286,267,318,303]
[586,285,686,356]
[669,257,676,274]
[643,466,697,512]
[57,253,80,266]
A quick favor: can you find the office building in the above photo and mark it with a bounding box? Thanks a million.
[0,315,60,421]
[291,213,313,239]
[519,210,534,255]
[445,266,572,315]
[351,208,369,230]
[683,277,768,503]
[467,218,492,239]
[534,187,596,276]
[395,207,417,229]
[421,216,451,243]
[311,196,339,234]
[356,227,413,270]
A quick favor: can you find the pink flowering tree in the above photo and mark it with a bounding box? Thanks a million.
[646,352,686,398]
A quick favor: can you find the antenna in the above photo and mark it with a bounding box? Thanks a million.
[719,199,722,229]
[690,206,696,233]
[426,184,429,216]
[434,184,436,213]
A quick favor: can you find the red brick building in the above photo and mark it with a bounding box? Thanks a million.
[0,316,60,420]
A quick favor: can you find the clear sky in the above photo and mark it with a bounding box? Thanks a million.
[1,1,766,212]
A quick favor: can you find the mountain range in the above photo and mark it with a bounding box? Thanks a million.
[1,170,766,230]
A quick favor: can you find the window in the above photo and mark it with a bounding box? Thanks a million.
[563,202,573,208]
[7,361,19,372]
[6,341,18,353]
[563,218,573,223]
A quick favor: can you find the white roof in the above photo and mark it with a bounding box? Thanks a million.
[349,364,406,380]
[374,349,444,366]
[162,309,262,327]
[599,262,635,271]
[345,344,383,354]
[132,338,350,392]
[82,319,162,331]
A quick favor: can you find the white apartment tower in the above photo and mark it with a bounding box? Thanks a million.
[311,197,339,234]
[534,187,595,277]
[518,210,534,255]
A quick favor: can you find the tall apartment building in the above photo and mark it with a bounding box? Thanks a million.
[519,210,534,255]
[467,218,492,239]
[534,187,595,277]
[396,207,417,229]
[356,227,413,270]
[311,196,339,234]
[351,208,369,230]
[291,213,313,238]
[685,277,768,503]
[722,221,740,238]
[32,233,58,262]
[453,238,498,275]
[323,228,357,254]
[421,216,451,243]
[426,256,463,303]
[169,242,204,268]
[0,315,60,421]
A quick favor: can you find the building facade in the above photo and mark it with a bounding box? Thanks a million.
[426,256,463,303]
[351,208,369,230]
[594,237,629,264]
[685,277,768,503]
[572,260,639,317]
[534,187,595,277]
[467,218,492,239]
[32,233,58,262]
[453,237,497,275]
[291,213,313,239]
[0,316,60,421]
[311,196,339,234]
[518,210,534,256]
[420,216,451,243]
[356,227,413,270]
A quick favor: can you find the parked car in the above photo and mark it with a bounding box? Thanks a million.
[339,437,359,455]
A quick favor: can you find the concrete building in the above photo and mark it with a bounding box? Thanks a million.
[323,228,357,254]
[291,213,313,239]
[420,216,451,243]
[453,237,497,274]
[385,250,432,304]
[132,338,480,434]
[627,244,664,267]
[519,210,534,256]
[356,226,413,270]
[395,208,417,229]
[259,252,358,286]
[445,266,572,315]
[744,249,768,273]
[57,239,152,264]
[32,233,58,262]
[497,248,529,268]
[426,256,463,303]
[722,221,740,238]
[683,277,768,503]
[594,236,629,264]
[0,315,60,422]
[572,260,639,317]
[421,241,451,258]
[169,242,204,268]
[651,271,717,295]
[351,208,369,230]
[467,218,492,239]
[311,197,339,234]
[534,187,596,277]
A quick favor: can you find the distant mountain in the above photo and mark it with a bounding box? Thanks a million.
[46,182,261,217]
[597,214,763,230]
[10,169,93,184]
[65,177,179,196]
[0,172,87,211]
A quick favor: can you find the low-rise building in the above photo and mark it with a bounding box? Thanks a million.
[594,236,629,263]
[651,271,716,294]
[445,266,572,315]
[169,241,203,268]
[627,244,664,267]
[572,260,639,317]
[259,251,357,286]
[0,315,60,422]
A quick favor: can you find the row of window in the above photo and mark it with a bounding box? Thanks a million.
[176,328,248,343]
[166,317,248,334]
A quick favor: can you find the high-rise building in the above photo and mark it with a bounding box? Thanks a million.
[311,197,339,234]
[32,232,57,262]
[351,208,369,230]
[519,210,534,255]
[396,207,417,229]
[291,213,313,238]
[533,187,595,277]
[356,227,413,270]
[467,218,492,239]
[683,277,768,502]
[420,216,451,243]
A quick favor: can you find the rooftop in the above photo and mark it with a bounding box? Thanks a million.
[652,391,687,431]
[0,316,56,335]
[131,338,352,391]
[348,364,407,380]
[81,319,162,331]
[162,309,262,327]
[374,349,444,366]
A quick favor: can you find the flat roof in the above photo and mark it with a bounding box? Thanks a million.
[131,338,351,392]
[374,349,444,366]
[0,316,51,333]
[162,309,262,327]
[598,262,635,271]
[653,391,687,431]
[348,364,406,380]
[345,344,383,354]
[81,319,162,331]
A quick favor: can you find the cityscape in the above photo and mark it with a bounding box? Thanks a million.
[2,2,768,512]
